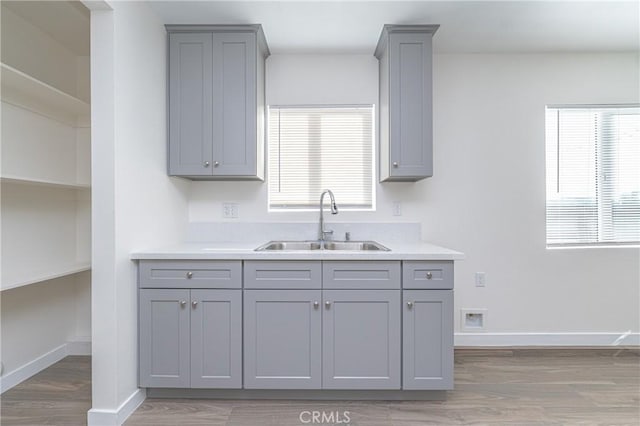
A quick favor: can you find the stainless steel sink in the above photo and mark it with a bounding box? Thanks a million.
[255,241,322,251]
[323,241,390,251]
[255,240,389,251]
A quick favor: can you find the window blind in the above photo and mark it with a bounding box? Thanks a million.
[268,106,374,209]
[545,105,640,246]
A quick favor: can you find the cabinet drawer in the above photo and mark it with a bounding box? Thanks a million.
[244,261,321,289]
[139,260,241,289]
[402,261,453,289]
[323,261,400,289]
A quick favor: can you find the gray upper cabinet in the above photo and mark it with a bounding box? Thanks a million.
[375,25,439,182]
[167,25,269,180]
[403,290,453,390]
[168,33,213,176]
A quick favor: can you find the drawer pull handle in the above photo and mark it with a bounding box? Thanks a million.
[313,301,319,309]
[192,301,198,308]
[426,272,433,279]
[180,300,186,307]
[407,301,413,309]
[186,272,193,279]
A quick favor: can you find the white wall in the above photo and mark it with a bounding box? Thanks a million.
[189,52,639,339]
[89,1,189,421]
[190,54,424,223]
[427,53,639,339]
[0,276,87,374]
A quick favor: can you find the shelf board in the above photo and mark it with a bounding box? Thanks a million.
[1,63,90,126]
[2,262,91,292]
[1,175,90,190]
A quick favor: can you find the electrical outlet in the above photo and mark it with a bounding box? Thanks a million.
[392,202,402,216]
[461,309,488,332]
[222,203,239,219]
[475,272,486,287]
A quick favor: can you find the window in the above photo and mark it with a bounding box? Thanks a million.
[545,105,640,247]
[268,105,375,210]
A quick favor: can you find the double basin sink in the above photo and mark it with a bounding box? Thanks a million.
[255,240,390,252]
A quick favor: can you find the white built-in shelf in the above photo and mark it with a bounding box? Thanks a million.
[1,175,90,190]
[1,262,91,292]
[0,62,90,126]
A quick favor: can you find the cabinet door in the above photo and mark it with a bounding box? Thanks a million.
[244,290,321,389]
[190,289,242,388]
[168,33,214,176]
[139,289,190,388]
[212,32,257,176]
[322,290,401,389]
[388,32,433,179]
[403,290,453,390]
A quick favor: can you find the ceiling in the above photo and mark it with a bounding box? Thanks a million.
[148,0,639,54]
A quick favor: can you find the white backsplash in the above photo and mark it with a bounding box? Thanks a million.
[187,222,422,243]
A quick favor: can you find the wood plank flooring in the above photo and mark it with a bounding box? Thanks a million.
[1,356,91,425]
[1,349,638,425]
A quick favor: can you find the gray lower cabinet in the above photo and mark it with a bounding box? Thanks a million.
[244,290,322,389]
[139,259,454,394]
[322,290,401,389]
[139,289,191,388]
[402,290,454,390]
[375,24,439,182]
[167,25,270,180]
[190,289,242,388]
[139,289,241,388]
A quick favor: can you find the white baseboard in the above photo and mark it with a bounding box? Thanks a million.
[0,339,92,393]
[455,332,640,347]
[68,337,92,355]
[1,344,68,393]
[87,388,146,426]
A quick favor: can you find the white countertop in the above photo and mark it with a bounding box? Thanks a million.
[131,241,464,261]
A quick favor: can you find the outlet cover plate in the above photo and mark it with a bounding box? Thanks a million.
[461,308,488,332]
[223,203,239,219]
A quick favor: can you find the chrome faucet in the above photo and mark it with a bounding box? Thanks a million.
[318,189,338,243]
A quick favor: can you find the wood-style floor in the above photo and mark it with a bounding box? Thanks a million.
[1,356,91,425]
[1,349,639,425]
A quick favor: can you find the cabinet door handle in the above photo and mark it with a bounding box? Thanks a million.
[393,162,398,168]
[186,272,193,279]
[204,161,210,167]
[192,301,198,308]
[313,301,319,309]
[214,161,220,167]
[407,301,414,309]
[180,300,187,307]
[426,272,433,279]
[325,301,331,309]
